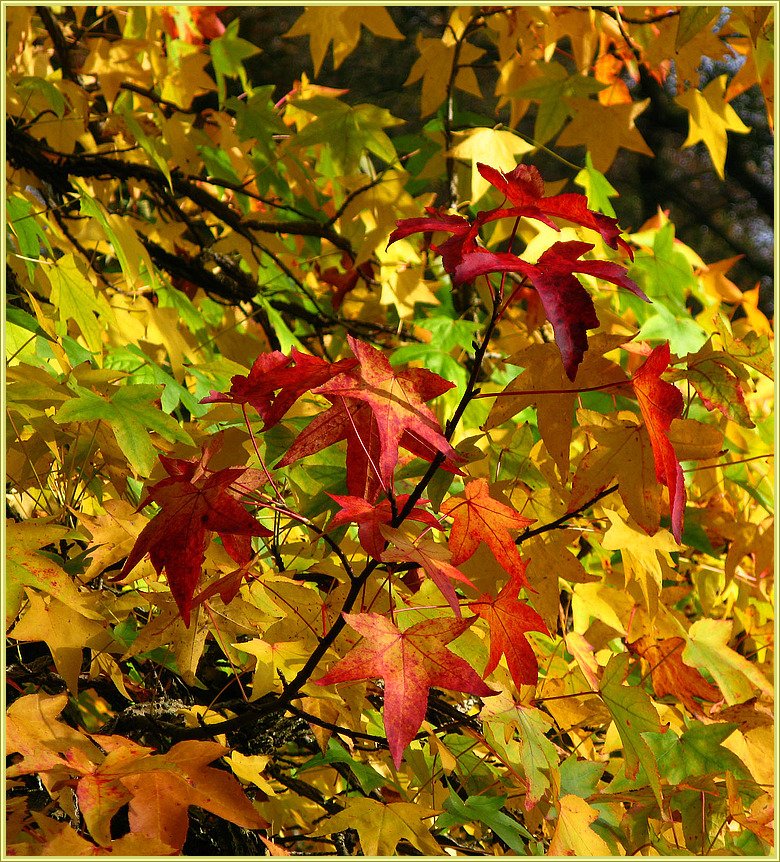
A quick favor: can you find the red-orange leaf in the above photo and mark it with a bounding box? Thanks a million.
[120,447,272,626]
[469,564,549,688]
[440,478,534,585]
[380,526,476,617]
[316,613,496,766]
[631,342,685,543]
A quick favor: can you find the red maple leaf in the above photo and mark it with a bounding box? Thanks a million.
[440,478,534,586]
[120,448,272,626]
[631,342,686,543]
[316,613,496,766]
[201,350,291,419]
[201,349,358,429]
[316,253,375,311]
[276,337,463,500]
[386,209,478,273]
[451,241,648,380]
[476,162,634,258]
[326,493,442,560]
[469,563,549,688]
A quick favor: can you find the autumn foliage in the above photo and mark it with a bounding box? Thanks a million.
[6,5,775,857]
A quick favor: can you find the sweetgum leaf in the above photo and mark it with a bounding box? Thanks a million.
[469,562,549,688]
[120,451,272,626]
[440,478,534,582]
[316,613,496,766]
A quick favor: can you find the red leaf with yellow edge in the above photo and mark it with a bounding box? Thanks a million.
[315,613,496,767]
[326,493,441,560]
[469,563,549,688]
[120,450,272,626]
[630,342,685,543]
[440,478,534,585]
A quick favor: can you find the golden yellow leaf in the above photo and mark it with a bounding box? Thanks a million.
[285,7,403,76]
[447,128,534,203]
[677,75,751,179]
[548,794,613,855]
[556,97,653,172]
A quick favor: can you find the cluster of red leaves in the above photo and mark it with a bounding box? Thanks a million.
[388,163,649,380]
[118,161,695,768]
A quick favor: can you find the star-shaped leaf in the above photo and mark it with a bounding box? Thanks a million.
[677,74,751,179]
[556,97,653,173]
[120,445,272,626]
[310,797,441,856]
[285,6,403,75]
[440,478,534,584]
[314,335,460,487]
[451,241,647,380]
[316,613,496,766]
[469,564,549,688]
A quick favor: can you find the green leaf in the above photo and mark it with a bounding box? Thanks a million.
[210,18,260,102]
[15,76,66,118]
[291,95,402,175]
[644,722,752,783]
[54,383,193,476]
[636,302,709,356]
[47,253,113,357]
[599,652,665,807]
[296,739,385,793]
[575,152,618,217]
[7,195,54,283]
[437,792,533,855]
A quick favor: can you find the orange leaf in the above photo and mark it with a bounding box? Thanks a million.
[469,562,549,688]
[440,478,534,585]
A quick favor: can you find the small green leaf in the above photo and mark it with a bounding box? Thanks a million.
[54,383,193,476]
[575,152,618,217]
[437,792,533,855]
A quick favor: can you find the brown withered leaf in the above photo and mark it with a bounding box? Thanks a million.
[628,635,721,716]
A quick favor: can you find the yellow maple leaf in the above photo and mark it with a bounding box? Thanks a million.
[9,590,113,693]
[556,97,653,173]
[677,75,751,179]
[285,6,403,76]
[549,795,613,856]
[447,127,534,203]
[310,797,442,856]
[405,32,484,116]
